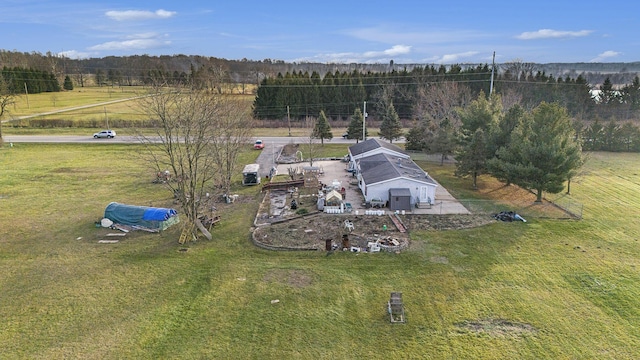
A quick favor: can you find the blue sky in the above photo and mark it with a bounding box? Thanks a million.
[2,0,639,64]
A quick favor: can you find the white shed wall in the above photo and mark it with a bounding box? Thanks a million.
[364,178,436,205]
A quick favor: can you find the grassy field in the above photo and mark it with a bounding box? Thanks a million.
[3,86,257,132]
[2,86,389,138]
[1,143,639,359]
[9,86,141,116]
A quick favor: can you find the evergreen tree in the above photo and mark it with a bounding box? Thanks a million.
[487,105,525,184]
[430,118,457,165]
[321,72,337,119]
[405,119,434,151]
[621,76,640,111]
[347,108,367,143]
[583,118,604,150]
[455,128,489,189]
[455,91,500,189]
[619,122,640,151]
[492,102,583,202]
[599,77,618,105]
[379,102,403,143]
[63,75,74,90]
[312,110,333,145]
[602,120,622,151]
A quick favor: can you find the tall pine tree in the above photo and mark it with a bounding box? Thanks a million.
[492,102,583,202]
[455,92,500,189]
[63,75,74,90]
[379,102,403,143]
[347,108,367,143]
[312,110,333,145]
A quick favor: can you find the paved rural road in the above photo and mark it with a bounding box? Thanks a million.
[3,135,404,178]
[4,135,403,145]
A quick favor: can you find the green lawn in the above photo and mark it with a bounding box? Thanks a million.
[0,145,639,359]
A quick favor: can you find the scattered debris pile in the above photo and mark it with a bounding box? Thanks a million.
[330,234,406,253]
[378,236,401,247]
[492,211,527,222]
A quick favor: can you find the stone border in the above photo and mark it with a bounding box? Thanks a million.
[250,227,320,251]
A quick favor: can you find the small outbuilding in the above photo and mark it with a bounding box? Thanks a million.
[325,189,343,206]
[388,188,412,211]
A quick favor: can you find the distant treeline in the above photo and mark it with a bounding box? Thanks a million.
[252,66,640,122]
[253,65,494,121]
[580,118,640,152]
[1,66,61,94]
[2,49,640,89]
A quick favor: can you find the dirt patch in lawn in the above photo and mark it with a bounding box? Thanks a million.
[263,269,313,288]
[454,318,537,337]
[401,214,494,231]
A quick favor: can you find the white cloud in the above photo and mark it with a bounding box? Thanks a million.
[89,33,171,51]
[590,50,621,62]
[105,9,176,21]
[363,45,411,58]
[57,50,92,59]
[516,29,592,40]
[294,45,413,64]
[428,51,479,64]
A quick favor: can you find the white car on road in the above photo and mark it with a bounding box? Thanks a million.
[93,130,116,139]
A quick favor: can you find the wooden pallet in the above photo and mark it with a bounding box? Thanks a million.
[388,214,407,233]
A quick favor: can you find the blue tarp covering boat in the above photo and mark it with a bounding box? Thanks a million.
[104,202,179,231]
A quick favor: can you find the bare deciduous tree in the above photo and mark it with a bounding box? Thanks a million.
[502,58,537,81]
[209,95,254,195]
[137,84,252,242]
[304,116,318,167]
[412,81,470,128]
[0,78,16,147]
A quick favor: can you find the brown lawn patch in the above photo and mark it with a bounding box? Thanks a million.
[263,269,313,288]
[455,318,537,337]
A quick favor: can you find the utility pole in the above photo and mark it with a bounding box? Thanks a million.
[104,106,109,129]
[24,83,29,109]
[489,51,495,96]
[362,101,367,141]
[287,105,291,137]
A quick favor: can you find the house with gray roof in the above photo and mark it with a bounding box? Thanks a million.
[349,143,438,210]
[347,138,410,173]
[349,138,408,161]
